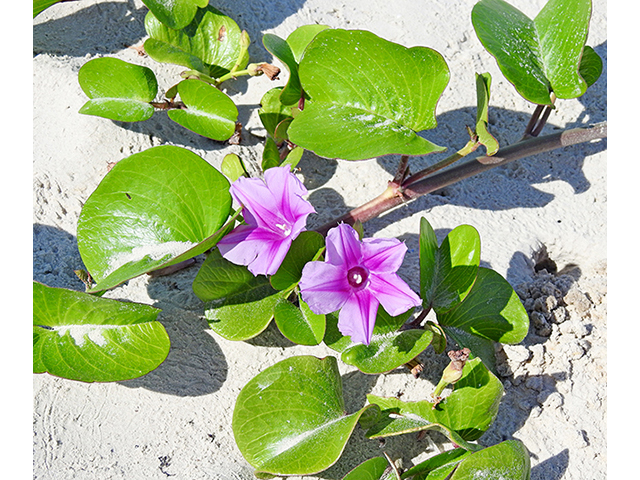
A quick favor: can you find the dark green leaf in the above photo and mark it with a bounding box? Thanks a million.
[475,72,499,155]
[262,137,282,170]
[579,46,603,88]
[270,231,325,291]
[141,0,209,30]
[450,440,530,480]
[193,250,284,341]
[289,29,449,160]
[274,295,325,346]
[420,220,481,313]
[33,282,169,382]
[78,58,158,122]
[437,267,529,344]
[233,355,377,475]
[472,0,592,104]
[443,327,498,375]
[401,449,470,480]
[343,457,389,480]
[263,33,303,106]
[167,79,238,141]
[144,6,245,78]
[77,146,232,292]
[366,358,502,444]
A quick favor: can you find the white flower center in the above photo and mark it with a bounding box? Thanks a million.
[275,222,292,237]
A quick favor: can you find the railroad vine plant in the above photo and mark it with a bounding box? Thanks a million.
[33,0,605,478]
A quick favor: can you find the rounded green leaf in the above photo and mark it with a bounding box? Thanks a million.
[451,440,530,480]
[366,358,502,444]
[401,449,471,480]
[78,57,158,122]
[258,87,295,139]
[233,355,377,476]
[167,79,238,141]
[270,231,325,291]
[288,29,449,160]
[437,267,529,344]
[193,249,284,341]
[77,145,232,292]
[33,282,169,382]
[263,33,303,106]
[286,25,331,63]
[141,0,209,30]
[579,45,603,88]
[144,6,245,79]
[420,219,481,313]
[343,457,389,480]
[274,295,325,346]
[221,153,247,181]
[472,0,592,104]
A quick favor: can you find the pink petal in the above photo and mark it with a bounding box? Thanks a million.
[299,262,351,314]
[230,176,284,229]
[337,289,379,345]
[264,166,312,221]
[218,225,291,276]
[368,273,421,316]
[246,237,293,276]
[362,237,407,273]
[325,223,363,269]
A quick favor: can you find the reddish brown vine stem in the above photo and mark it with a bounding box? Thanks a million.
[314,121,607,236]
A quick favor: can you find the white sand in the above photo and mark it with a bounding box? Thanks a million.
[33,0,607,478]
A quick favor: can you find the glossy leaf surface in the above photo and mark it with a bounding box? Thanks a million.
[366,358,502,445]
[287,25,331,62]
[167,79,238,140]
[343,457,389,480]
[325,307,433,374]
[270,231,325,292]
[141,0,209,30]
[579,45,603,88]
[472,0,592,105]
[193,250,284,340]
[288,29,449,160]
[258,87,294,139]
[401,449,470,480]
[33,282,169,382]
[420,219,481,313]
[78,58,157,122]
[144,6,245,78]
[274,295,325,346]
[437,267,529,345]
[233,356,377,475]
[450,440,530,480]
[77,146,232,292]
[475,72,499,155]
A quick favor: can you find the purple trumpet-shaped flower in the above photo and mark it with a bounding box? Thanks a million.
[299,223,421,345]
[217,166,315,276]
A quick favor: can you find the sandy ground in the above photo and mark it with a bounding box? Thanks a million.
[32,0,607,478]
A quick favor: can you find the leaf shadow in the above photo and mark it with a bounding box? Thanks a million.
[531,448,570,480]
[33,223,87,291]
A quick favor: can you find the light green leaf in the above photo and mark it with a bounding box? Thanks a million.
[144,6,246,79]
[167,79,238,141]
[263,33,303,106]
[221,153,247,182]
[77,146,232,292]
[274,295,325,346]
[33,282,169,382]
[281,146,304,170]
[475,72,499,155]
[472,0,592,104]
[400,449,471,480]
[343,457,389,480]
[258,87,294,139]
[450,440,530,480]
[78,57,158,122]
[288,29,449,160]
[193,250,284,341]
[233,355,378,476]
[287,25,331,63]
[141,0,209,30]
[33,0,65,17]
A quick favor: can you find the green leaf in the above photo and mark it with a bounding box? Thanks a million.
[475,73,499,155]
[33,0,65,17]
[343,457,389,480]
[33,282,169,382]
[274,295,325,346]
[420,219,481,313]
[144,6,246,79]
[77,145,232,292]
[141,0,209,30]
[262,137,282,170]
[472,0,592,105]
[287,25,331,63]
[167,79,238,141]
[366,358,502,445]
[437,267,529,345]
[221,153,247,181]
[401,449,471,480]
[258,87,294,138]
[324,307,433,374]
[270,231,325,291]
[193,250,284,341]
[579,46,603,88]
[233,355,377,476]
[263,33,303,106]
[281,146,304,170]
[288,29,449,160]
[78,58,158,122]
[450,440,531,480]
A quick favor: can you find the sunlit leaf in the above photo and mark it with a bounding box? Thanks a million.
[141,0,209,30]
[449,440,530,479]
[274,295,325,346]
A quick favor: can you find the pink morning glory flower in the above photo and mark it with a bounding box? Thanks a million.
[217,166,315,276]
[299,223,421,345]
